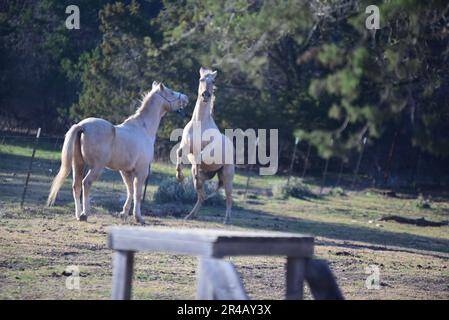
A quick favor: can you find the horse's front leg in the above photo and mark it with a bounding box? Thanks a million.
[175,144,185,182]
[185,166,205,220]
[119,170,134,221]
[132,168,148,225]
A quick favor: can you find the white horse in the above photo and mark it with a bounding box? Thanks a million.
[175,68,235,224]
[47,82,188,224]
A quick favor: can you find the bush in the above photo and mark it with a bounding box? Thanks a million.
[153,177,223,206]
[416,194,432,209]
[272,178,317,200]
[328,187,347,197]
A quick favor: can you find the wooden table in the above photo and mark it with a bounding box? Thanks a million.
[107,227,341,300]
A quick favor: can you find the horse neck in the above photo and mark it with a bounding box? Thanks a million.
[133,95,164,137]
[192,98,213,122]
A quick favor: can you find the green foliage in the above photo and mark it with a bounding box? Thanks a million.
[0,0,113,131]
[416,194,432,210]
[153,177,223,206]
[272,178,317,200]
[328,187,347,197]
[1,0,449,161]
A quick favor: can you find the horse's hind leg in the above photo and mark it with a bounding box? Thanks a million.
[80,167,103,221]
[119,170,134,221]
[222,165,234,225]
[72,160,84,220]
[132,167,149,225]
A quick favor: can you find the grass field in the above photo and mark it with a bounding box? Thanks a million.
[1,139,449,300]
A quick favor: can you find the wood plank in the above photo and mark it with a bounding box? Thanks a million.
[213,240,313,258]
[305,259,344,300]
[111,250,134,300]
[109,232,214,256]
[196,257,214,300]
[285,257,306,300]
[201,258,248,300]
[107,226,314,258]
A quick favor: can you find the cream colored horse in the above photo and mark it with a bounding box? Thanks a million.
[47,82,188,224]
[176,68,235,224]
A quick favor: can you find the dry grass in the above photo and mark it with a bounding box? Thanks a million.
[1,141,449,300]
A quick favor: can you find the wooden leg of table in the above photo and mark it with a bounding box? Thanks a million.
[286,257,306,300]
[305,259,344,300]
[201,258,248,300]
[196,257,214,300]
[111,250,134,300]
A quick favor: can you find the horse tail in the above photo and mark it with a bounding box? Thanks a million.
[47,124,83,206]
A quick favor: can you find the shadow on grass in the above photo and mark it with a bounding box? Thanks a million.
[196,205,449,255]
[0,152,177,187]
[3,150,449,255]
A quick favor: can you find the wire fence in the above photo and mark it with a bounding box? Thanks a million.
[1,130,448,209]
[283,138,449,190]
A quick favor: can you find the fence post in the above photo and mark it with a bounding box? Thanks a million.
[301,143,311,179]
[50,136,60,174]
[383,130,398,186]
[244,137,259,199]
[243,165,251,199]
[320,157,330,194]
[336,160,344,188]
[412,150,421,192]
[287,137,299,187]
[53,136,59,150]
[141,165,151,206]
[20,128,41,208]
[351,137,367,189]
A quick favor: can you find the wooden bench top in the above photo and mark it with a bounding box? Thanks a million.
[107,226,314,258]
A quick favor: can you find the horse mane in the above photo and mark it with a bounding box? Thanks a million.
[210,85,216,115]
[123,90,156,123]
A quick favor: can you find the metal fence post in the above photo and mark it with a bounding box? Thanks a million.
[351,137,367,189]
[141,165,151,206]
[20,128,41,208]
[287,137,299,187]
[320,157,330,194]
[336,160,344,188]
[301,143,311,179]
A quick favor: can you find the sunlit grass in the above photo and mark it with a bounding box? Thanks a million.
[1,139,449,299]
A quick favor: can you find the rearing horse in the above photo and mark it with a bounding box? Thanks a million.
[176,68,235,224]
[47,82,188,224]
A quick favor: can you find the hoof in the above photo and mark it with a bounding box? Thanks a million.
[184,214,195,221]
[135,217,145,225]
[119,213,127,222]
[176,172,184,182]
[223,217,231,225]
[78,214,88,222]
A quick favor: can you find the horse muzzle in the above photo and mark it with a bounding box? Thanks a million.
[180,94,189,108]
[201,91,211,102]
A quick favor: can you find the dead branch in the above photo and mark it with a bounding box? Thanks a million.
[379,215,448,227]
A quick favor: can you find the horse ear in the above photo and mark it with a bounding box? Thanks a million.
[158,82,165,91]
[199,67,206,77]
[210,70,217,80]
[152,81,159,89]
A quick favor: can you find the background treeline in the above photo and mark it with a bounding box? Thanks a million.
[1,0,449,177]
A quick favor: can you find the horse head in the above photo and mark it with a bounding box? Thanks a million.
[152,81,189,112]
[198,67,217,103]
